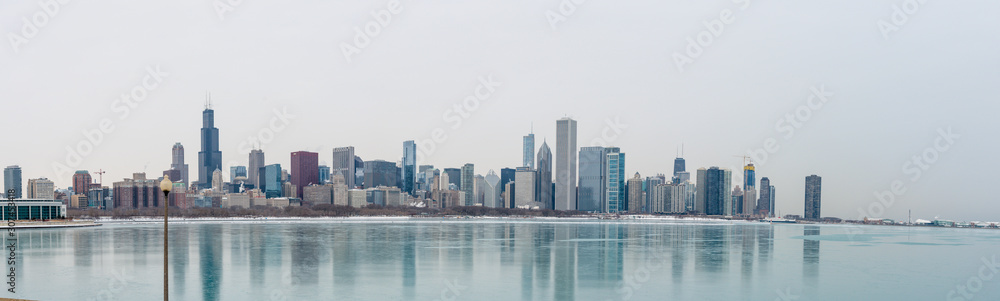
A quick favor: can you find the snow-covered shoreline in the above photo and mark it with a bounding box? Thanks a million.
[87,215,760,225]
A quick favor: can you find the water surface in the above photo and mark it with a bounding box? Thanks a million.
[5,219,999,300]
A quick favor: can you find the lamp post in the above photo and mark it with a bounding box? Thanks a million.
[159,175,172,301]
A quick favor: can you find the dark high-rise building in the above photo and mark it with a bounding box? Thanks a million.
[705,167,727,216]
[291,151,319,198]
[673,157,685,177]
[354,156,364,187]
[4,165,22,199]
[72,170,92,195]
[259,164,283,198]
[171,142,189,186]
[805,175,822,220]
[461,164,474,206]
[578,146,606,212]
[332,147,356,189]
[555,117,578,211]
[443,168,461,189]
[535,141,553,209]
[364,160,398,189]
[758,177,774,217]
[198,104,222,189]
[318,165,330,184]
[402,140,416,195]
[248,148,265,189]
[499,168,515,201]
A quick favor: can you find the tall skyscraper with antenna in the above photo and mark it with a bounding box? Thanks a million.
[673,145,686,177]
[198,94,222,189]
[523,125,534,168]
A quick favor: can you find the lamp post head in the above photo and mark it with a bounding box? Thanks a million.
[160,176,173,193]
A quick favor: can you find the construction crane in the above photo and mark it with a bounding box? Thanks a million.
[95,169,107,185]
[732,155,752,166]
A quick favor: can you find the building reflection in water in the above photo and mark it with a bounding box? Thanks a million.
[553,224,577,301]
[697,226,727,273]
[402,226,416,300]
[171,225,189,296]
[73,229,93,267]
[332,225,358,297]
[803,226,820,281]
[199,224,222,301]
[291,226,319,286]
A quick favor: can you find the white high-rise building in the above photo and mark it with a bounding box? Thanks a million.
[515,167,536,209]
[555,117,577,210]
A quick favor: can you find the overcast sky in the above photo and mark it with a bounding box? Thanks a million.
[1,0,997,221]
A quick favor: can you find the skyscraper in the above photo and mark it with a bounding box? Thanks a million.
[474,175,486,206]
[523,131,535,168]
[461,164,474,206]
[695,168,707,213]
[27,178,54,199]
[332,147,356,189]
[604,147,625,213]
[742,163,757,215]
[644,175,666,213]
[578,146,606,212]
[704,167,726,215]
[443,168,461,189]
[499,168,515,202]
[248,148,265,189]
[805,175,822,220]
[259,164,282,198]
[72,170,92,195]
[484,170,501,208]
[198,104,222,189]
[536,141,553,209]
[627,173,643,213]
[318,165,330,184]
[555,117,577,211]
[402,140,416,195]
[212,169,223,192]
[514,167,536,208]
[230,166,247,182]
[171,143,190,186]
[364,160,398,189]
[3,166,21,199]
[673,157,685,178]
[291,151,319,198]
[759,177,773,217]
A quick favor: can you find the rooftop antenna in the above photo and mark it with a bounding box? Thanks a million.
[205,91,213,109]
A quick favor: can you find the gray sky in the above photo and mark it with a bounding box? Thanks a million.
[1,0,997,221]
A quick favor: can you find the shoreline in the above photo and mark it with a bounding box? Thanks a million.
[0,221,101,229]
[84,215,769,225]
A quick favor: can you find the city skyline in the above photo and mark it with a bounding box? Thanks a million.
[1,1,995,222]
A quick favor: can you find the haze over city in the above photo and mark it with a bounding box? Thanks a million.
[1,0,997,221]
